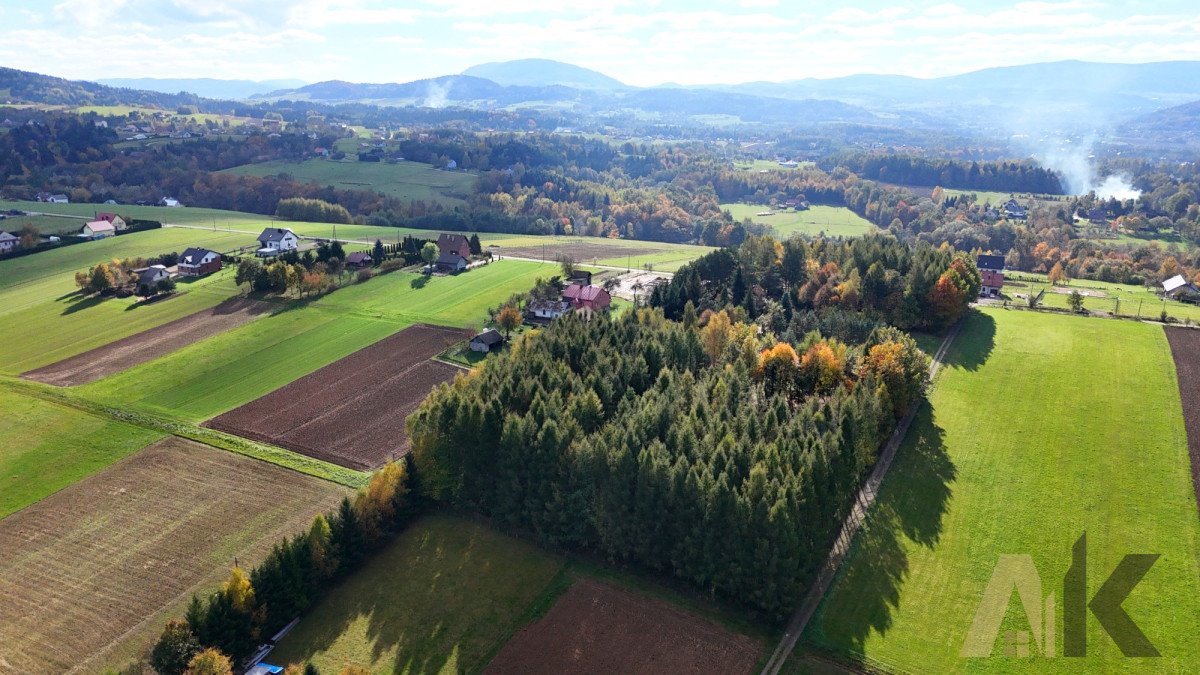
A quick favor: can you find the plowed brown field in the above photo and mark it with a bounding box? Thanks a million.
[204,323,470,470]
[21,297,271,387]
[0,437,348,674]
[485,578,763,675]
[1165,326,1200,510]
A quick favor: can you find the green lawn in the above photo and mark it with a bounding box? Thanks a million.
[221,158,477,205]
[804,309,1200,672]
[1006,272,1200,323]
[0,387,163,518]
[76,261,556,421]
[734,159,815,171]
[721,203,876,239]
[0,199,279,228]
[269,514,566,674]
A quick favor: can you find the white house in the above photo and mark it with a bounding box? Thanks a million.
[0,231,18,254]
[256,227,300,256]
[82,220,116,239]
[49,194,69,204]
[160,197,181,207]
[527,299,571,320]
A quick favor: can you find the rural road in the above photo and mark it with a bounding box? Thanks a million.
[758,321,962,675]
[162,223,674,276]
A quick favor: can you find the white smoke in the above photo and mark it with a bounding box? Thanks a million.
[1093,175,1141,200]
[423,80,450,108]
[1032,137,1140,199]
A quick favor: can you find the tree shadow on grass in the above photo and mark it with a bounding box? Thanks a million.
[805,403,955,660]
[60,293,105,315]
[945,309,996,372]
[411,275,430,290]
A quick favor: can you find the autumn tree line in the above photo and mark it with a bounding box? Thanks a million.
[150,463,414,674]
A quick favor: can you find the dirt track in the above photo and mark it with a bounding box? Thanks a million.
[0,437,348,674]
[485,578,762,675]
[495,241,663,263]
[21,297,271,387]
[1164,327,1200,512]
[204,324,470,470]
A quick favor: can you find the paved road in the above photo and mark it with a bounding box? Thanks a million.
[162,223,673,276]
[759,321,963,675]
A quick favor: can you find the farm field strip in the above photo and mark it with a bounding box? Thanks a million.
[804,309,1200,673]
[219,157,477,204]
[1163,326,1200,511]
[204,324,469,470]
[0,436,350,674]
[721,203,876,239]
[486,578,763,675]
[21,297,272,386]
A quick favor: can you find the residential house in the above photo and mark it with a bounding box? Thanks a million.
[1001,199,1027,220]
[435,251,468,273]
[976,254,1005,297]
[562,284,612,311]
[137,264,170,293]
[96,212,127,231]
[34,191,53,202]
[256,228,300,256]
[469,329,504,353]
[82,220,116,239]
[49,194,69,204]
[445,159,457,170]
[346,252,373,267]
[160,197,181,207]
[178,247,222,276]
[437,233,472,259]
[527,299,571,321]
[1163,274,1198,298]
[568,270,593,286]
[0,231,18,254]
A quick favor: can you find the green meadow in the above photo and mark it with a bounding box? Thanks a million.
[805,309,1200,673]
[0,387,162,518]
[721,203,876,239]
[220,158,477,205]
[1005,272,1200,323]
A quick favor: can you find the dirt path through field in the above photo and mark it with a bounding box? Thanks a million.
[486,578,761,674]
[21,297,271,387]
[1163,327,1200,514]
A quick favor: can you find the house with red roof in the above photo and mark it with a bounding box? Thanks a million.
[96,212,127,231]
[562,284,612,311]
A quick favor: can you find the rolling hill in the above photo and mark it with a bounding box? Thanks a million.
[462,58,626,90]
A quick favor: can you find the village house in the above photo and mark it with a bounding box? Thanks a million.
[49,194,69,204]
[160,197,182,207]
[469,329,504,353]
[256,228,300,257]
[137,264,170,292]
[0,231,18,254]
[437,233,472,259]
[568,270,593,286]
[346,252,373,268]
[976,254,1005,297]
[82,220,116,239]
[96,212,127,231]
[527,299,572,321]
[178,247,222,277]
[562,284,612,311]
[1002,199,1027,220]
[1163,274,1198,298]
[436,251,468,273]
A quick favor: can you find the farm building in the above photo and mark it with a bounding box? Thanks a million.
[0,231,17,254]
[346,252,373,267]
[96,212,127,230]
[563,284,612,311]
[1002,199,1027,220]
[568,270,593,286]
[469,328,504,353]
[528,299,572,320]
[256,228,300,257]
[437,233,472,259]
[178,247,222,276]
[1163,274,1198,298]
[160,197,181,207]
[436,251,468,273]
[49,194,69,204]
[136,265,170,292]
[976,254,1005,297]
[81,220,115,239]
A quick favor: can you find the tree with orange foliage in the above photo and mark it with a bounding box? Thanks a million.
[755,342,799,398]
[859,331,929,417]
[354,460,409,542]
[798,340,847,394]
[928,268,969,328]
[1048,261,1068,285]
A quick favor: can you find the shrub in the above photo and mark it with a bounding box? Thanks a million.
[356,267,375,283]
[379,258,405,274]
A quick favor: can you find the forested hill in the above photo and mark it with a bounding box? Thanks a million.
[825,152,1066,194]
[0,67,231,109]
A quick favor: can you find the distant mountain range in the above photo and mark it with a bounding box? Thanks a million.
[462,59,625,90]
[98,77,307,100]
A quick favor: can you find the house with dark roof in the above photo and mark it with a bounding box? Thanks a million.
[256,228,299,257]
[1002,199,1027,220]
[976,254,1005,297]
[137,264,170,293]
[0,231,18,254]
[437,233,472,259]
[436,251,468,273]
[562,284,612,311]
[178,247,222,276]
[469,328,504,353]
[346,251,373,267]
[568,270,593,286]
[82,220,116,239]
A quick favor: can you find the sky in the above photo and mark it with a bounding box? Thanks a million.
[1,0,1199,86]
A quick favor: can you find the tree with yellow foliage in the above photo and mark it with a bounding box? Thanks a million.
[755,342,800,398]
[798,340,848,394]
[184,648,233,675]
[355,460,409,542]
[699,309,731,363]
[1048,261,1068,285]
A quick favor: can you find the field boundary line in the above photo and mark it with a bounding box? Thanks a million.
[759,320,962,675]
[0,377,370,488]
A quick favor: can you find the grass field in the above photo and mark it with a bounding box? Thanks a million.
[0,212,92,235]
[221,158,477,205]
[1005,272,1200,323]
[270,514,565,674]
[734,159,816,171]
[76,261,556,421]
[0,387,162,519]
[0,199,279,228]
[721,203,876,239]
[804,309,1200,672]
